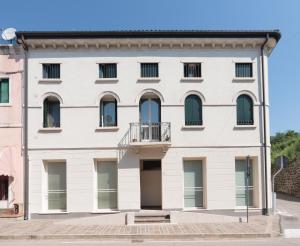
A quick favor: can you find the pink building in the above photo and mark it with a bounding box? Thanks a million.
[0,44,23,213]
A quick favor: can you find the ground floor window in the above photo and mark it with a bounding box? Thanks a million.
[184,160,203,208]
[97,161,118,209]
[235,159,253,207]
[47,162,66,211]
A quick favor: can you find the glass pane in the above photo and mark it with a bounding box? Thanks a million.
[184,190,203,207]
[43,64,60,79]
[102,100,116,126]
[184,63,201,77]
[235,160,254,206]
[141,63,158,77]
[0,79,9,103]
[99,64,117,78]
[48,192,66,210]
[140,99,150,123]
[98,192,117,209]
[48,163,66,210]
[184,160,203,208]
[235,63,252,77]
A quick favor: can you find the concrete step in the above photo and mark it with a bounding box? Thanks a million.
[134,211,170,224]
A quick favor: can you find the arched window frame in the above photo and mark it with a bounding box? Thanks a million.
[184,95,203,126]
[99,96,118,127]
[43,96,61,128]
[236,94,254,125]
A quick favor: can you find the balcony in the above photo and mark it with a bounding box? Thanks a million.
[128,122,171,147]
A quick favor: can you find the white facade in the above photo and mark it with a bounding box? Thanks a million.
[20,31,279,217]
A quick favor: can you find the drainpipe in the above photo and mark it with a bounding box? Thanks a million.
[19,36,29,220]
[261,34,269,215]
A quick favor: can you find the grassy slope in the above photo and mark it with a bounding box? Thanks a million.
[271,130,300,165]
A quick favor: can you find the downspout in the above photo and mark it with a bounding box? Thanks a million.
[19,36,29,220]
[261,34,269,215]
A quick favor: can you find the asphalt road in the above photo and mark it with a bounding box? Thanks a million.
[0,239,300,246]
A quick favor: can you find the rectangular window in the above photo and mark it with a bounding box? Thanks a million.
[99,64,117,78]
[235,159,253,207]
[43,64,60,79]
[97,161,118,209]
[184,63,201,78]
[235,63,253,78]
[184,160,203,208]
[47,162,66,211]
[0,78,9,103]
[140,63,159,78]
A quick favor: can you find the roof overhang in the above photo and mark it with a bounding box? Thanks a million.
[16,30,281,53]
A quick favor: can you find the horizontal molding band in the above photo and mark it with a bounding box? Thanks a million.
[28,104,269,109]
[28,145,271,151]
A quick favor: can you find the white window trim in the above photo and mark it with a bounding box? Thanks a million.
[96,62,119,82]
[180,61,204,81]
[43,161,67,213]
[137,61,160,81]
[0,76,12,107]
[232,60,256,82]
[40,63,62,80]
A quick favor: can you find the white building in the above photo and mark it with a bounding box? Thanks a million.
[17,30,280,218]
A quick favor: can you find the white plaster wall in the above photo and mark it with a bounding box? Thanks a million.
[27,46,272,214]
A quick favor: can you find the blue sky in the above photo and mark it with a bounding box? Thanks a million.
[1,0,299,135]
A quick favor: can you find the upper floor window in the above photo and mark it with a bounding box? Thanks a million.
[43,96,61,128]
[236,95,253,125]
[99,63,117,78]
[0,78,9,103]
[43,64,60,79]
[184,63,201,78]
[100,97,117,127]
[235,63,253,78]
[185,95,203,126]
[140,63,159,78]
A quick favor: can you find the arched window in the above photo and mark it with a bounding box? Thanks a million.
[185,95,203,126]
[43,96,60,128]
[100,96,117,127]
[236,95,254,125]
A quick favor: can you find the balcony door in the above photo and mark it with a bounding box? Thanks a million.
[139,96,161,141]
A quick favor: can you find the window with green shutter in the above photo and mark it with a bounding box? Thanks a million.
[0,78,9,103]
[236,95,253,125]
[185,95,203,125]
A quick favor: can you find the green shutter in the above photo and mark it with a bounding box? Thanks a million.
[0,79,9,103]
[185,95,202,125]
[237,95,253,125]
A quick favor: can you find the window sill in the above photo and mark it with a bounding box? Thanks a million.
[182,125,205,130]
[95,127,119,131]
[91,209,120,214]
[39,128,62,132]
[38,211,68,215]
[95,78,119,83]
[137,77,160,82]
[39,79,62,84]
[0,103,12,107]
[234,125,257,129]
[180,77,203,82]
[232,77,255,82]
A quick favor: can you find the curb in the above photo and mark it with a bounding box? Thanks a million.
[0,233,271,240]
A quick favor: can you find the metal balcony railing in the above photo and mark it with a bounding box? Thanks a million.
[129,122,171,143]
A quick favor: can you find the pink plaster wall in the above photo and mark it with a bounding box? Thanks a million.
[0,45,24,206]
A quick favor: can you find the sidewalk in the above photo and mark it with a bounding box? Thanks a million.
[0,213,280,240]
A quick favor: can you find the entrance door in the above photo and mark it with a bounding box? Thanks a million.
[140,160,162,209]
[140,98,161,141]
[0,176,9,209]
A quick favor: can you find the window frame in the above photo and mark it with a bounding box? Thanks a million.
[232,61,256,82]
[0,77,10,106]
[139,62,159,79]
[43,161,67,213]
[99,98,118,128]
[42,63,61,79]
[183,63,202,78]
[236,94,254,126]
[184,94,203,126]
[42,96,61,129]
[98,63,118,79]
